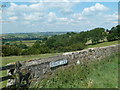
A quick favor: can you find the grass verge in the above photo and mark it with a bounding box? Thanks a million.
[30,53,119,88]
[85,40,119,49]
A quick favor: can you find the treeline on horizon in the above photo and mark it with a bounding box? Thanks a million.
[2,25,120,56]
[1,32,67,41]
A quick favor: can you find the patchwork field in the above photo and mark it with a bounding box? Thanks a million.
[11,40,37,46]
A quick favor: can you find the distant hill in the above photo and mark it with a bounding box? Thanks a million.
[1,32,68,41]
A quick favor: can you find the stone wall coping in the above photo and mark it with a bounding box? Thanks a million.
[20,44,120,67]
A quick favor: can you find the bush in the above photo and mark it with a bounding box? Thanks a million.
[2,45,22,56]
[22,45,51,55]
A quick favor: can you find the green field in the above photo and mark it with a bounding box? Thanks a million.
[30,53,119,88]
[85,40,119,49]
[11,40,37,46]
[1,53,61,66]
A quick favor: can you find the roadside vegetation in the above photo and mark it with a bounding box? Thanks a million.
[30,53,119,88]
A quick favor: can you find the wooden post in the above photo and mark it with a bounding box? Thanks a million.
[15,61,22,88]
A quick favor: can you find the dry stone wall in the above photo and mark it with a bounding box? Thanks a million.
[7,44,120,85]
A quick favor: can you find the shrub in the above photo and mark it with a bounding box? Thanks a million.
[2,45,22,56]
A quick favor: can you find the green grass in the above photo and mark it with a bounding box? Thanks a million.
[1,53,61,66]
[30,53,119,88]
[11,40,37,46]
[85,40,119,49]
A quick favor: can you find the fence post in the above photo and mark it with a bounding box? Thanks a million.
[15,61,22,88]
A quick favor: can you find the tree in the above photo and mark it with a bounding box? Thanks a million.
[107,25,120,41]
[88,28,106,44]
[32,40,41,48]
[17,43,28,49]
[2,45,22,56]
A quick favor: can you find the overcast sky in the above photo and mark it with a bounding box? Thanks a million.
[0,0,119,33]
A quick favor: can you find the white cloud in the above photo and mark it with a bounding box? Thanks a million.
[23,21,30,24]
[9,16,18,20]
[57,17,68,21]
[23,12,44,21]
[7,3,28,16]
[2,2,118,33]
[71,13,86,20]
[42,0,80,14]
[112,21,118,24]
[0,10,2,20]
[8,2,44,13]
[105,12,118,21]
[6,2,78,21]
[29,3,45,11]
[82,3,109,15]
[48,12,56,17]
[47,12,57,23]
